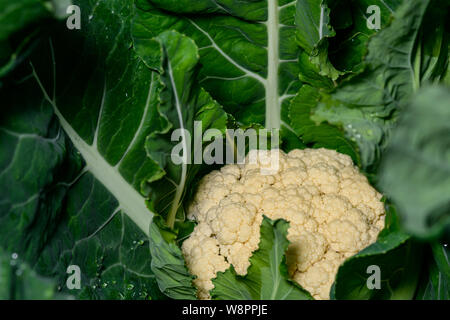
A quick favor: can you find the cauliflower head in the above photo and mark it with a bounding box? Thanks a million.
[181,148,385,300]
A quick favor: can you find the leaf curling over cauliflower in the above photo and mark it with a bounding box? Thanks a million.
[182,148,385,300]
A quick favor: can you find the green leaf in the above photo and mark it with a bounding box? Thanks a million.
[0,0,71,79]
[378,85,450,239]
[295,0,401,81]
[144,30,228,229]
[295,0,343,80]
[310,0,449,171]
[0,247,71,299]
[211,217,312,300]
[333,0,440,105]
[294,0,425,172]
[412,0,449,85]
[297,51,334,89]
[331,204,423,300]
[295,0,335,53]
[0,0,176,299]
[0,0,54,42]
[326,0,402,74]
[415,242,450,300]
[133,0,301,131]
[312,95,396,173]
[287,85,360,165]
[149,216,197,300]
[432,242,450,281]
[1,0,228,300]
[148,0,267,20]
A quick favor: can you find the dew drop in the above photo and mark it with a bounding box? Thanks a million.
[11,253,18,260]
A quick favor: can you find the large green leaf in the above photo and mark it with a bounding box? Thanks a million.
[295,0,401,81]
[312,97,396,174]
[287,84,360,164]
[133,0,300,131]
[211,217,312,300]
[0,0,197,299]
[332,0,444,105]
[411,0,449,85]
[0,0,71,79]
[0,0,70,42]
[0,247,71,299]
[294,0,430,172]
[325,0,402,75]
[295,0,342,80]
[1,0,229,299]
[378,86,450,239]
[415,242,450,300]
[310,0,449,171]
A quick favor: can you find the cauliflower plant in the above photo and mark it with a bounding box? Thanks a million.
[182,148,385,300]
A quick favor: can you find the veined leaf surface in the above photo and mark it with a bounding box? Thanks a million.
[133,0,301,131]
[0,0,186,299]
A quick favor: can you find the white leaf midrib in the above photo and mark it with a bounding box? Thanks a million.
[266,0,281,130]
[31,63,153,236]
[165,53,188,228]
[319,4,325,40]
[190,0,292,131]
[189,19,266,85]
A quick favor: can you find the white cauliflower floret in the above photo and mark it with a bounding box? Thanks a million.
[286,232,327,272]
[182,148,385,300]
[182,234,229,300]
[207,203,256,244]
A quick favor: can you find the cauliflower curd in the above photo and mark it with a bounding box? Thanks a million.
[182,148,385,300]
